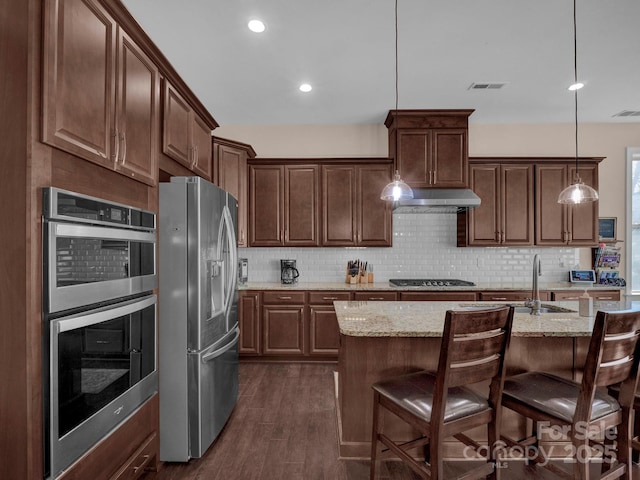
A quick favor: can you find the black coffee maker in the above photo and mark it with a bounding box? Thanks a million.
[280,259,299,284]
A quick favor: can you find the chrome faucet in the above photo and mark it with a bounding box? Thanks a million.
[525,254,542,315]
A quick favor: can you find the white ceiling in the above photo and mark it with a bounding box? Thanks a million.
[121,0,640,126]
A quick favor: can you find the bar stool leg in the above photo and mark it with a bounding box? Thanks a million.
[370,391,382,480]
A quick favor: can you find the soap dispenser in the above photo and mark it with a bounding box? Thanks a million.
[579,291,593,317]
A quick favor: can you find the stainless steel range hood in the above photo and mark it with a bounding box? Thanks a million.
[392,188,481,214]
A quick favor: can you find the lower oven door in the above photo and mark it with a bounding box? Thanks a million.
[45,294,158,479]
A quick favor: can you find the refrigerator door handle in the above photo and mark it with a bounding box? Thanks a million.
[219,204,238,325]
[201,328,239,363]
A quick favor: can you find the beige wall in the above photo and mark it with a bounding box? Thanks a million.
[216,122,640,276]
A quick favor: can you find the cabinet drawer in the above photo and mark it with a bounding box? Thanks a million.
[590,290,621,301]
[478,291,549,302]
[262,291,306,305]
[400,292,477,301]
[308,291,351,305]
[352,291,397,301]
[552,290,620,301]
[109,432,157,480]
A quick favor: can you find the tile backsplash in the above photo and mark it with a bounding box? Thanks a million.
[238,214,580,284]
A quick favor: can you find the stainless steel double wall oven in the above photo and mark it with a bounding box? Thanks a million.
[42,188,158,479]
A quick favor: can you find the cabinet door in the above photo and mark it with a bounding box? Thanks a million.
[502,164,534,245]
[114,29,159,186]
[285,165,320,246]
[536,165,570,245]
[162,81,192,168]
[217,144,247,246]
[567,164,598,245]
[357,164,392,246]
[191,113,212,180]
[249,165,283,246]
[322,165,357,246]
[468,164,501,245]
[42,0,116,167]
[431,129,467,187]
[239,292,260,354]
[309,306,340,355]
[262,306,305,355]
[396,130,430,187]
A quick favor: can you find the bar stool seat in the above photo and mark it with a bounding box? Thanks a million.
[373,371,490,423]
[503,371,620,423]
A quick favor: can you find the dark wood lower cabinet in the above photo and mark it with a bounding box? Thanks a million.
[262,305,306,355]
[309,306,341,355]
[238,292,260,354]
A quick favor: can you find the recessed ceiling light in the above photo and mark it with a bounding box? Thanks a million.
[568,82,584,91]
[248,19,265,33]
[299,83,312,93]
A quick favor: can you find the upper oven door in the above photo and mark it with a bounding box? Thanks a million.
[45,221,157,314]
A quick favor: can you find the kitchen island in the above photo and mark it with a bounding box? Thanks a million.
[334,300,636,460]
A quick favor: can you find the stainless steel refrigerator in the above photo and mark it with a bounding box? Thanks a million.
[159,176,239,461]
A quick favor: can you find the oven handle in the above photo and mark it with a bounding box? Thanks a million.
[55,295,157,333]
[51,222,156,243]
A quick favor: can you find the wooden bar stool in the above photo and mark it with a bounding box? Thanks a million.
[370,306,514,480]
[501,309,640,480]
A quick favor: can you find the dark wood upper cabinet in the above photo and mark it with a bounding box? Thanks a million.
[322,165,357,245]
[42,0,159,186]
[385,110,473,188]
[322,162,392,247]
[462,162,534,246]
[285,165,321,245]
[162,81,213,181]
[356,163,393,246]
[459,157,602,247]
[536,162,600,246]
[114,28,160,186]
[213,137,256,247]
[249,163,320,246]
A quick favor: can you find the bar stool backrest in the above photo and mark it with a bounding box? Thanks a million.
[431,306,514,431]
[577,310,640,425]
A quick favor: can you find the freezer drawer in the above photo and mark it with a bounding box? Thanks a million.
[187,328,239,458]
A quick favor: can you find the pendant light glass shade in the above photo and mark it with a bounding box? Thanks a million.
[557,175,599,204]
[380,170,413,201]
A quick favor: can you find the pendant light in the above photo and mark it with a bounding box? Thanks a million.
[380,0,413,202]
[557,0,598,205]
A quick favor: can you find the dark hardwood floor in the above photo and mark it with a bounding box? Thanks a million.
[146,362,640,480]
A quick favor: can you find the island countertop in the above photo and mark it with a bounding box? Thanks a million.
[334,300,637,338]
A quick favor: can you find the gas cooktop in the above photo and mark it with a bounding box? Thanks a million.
[389,279,476,287]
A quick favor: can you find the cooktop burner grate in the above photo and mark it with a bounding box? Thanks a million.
[389,279,476,287]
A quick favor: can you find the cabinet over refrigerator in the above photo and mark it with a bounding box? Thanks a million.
[159,177,239,461]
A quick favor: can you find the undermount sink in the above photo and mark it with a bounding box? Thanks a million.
[458,303,576,314]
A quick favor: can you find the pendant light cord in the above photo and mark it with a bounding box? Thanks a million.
[573,0,579,177]
[394,0,399,169]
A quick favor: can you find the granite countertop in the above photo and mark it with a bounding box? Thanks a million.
[333,300,637,338]
[239,281,623,292]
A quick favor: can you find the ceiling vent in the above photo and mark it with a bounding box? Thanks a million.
[468,82,507,90]
[613,110,640,117]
